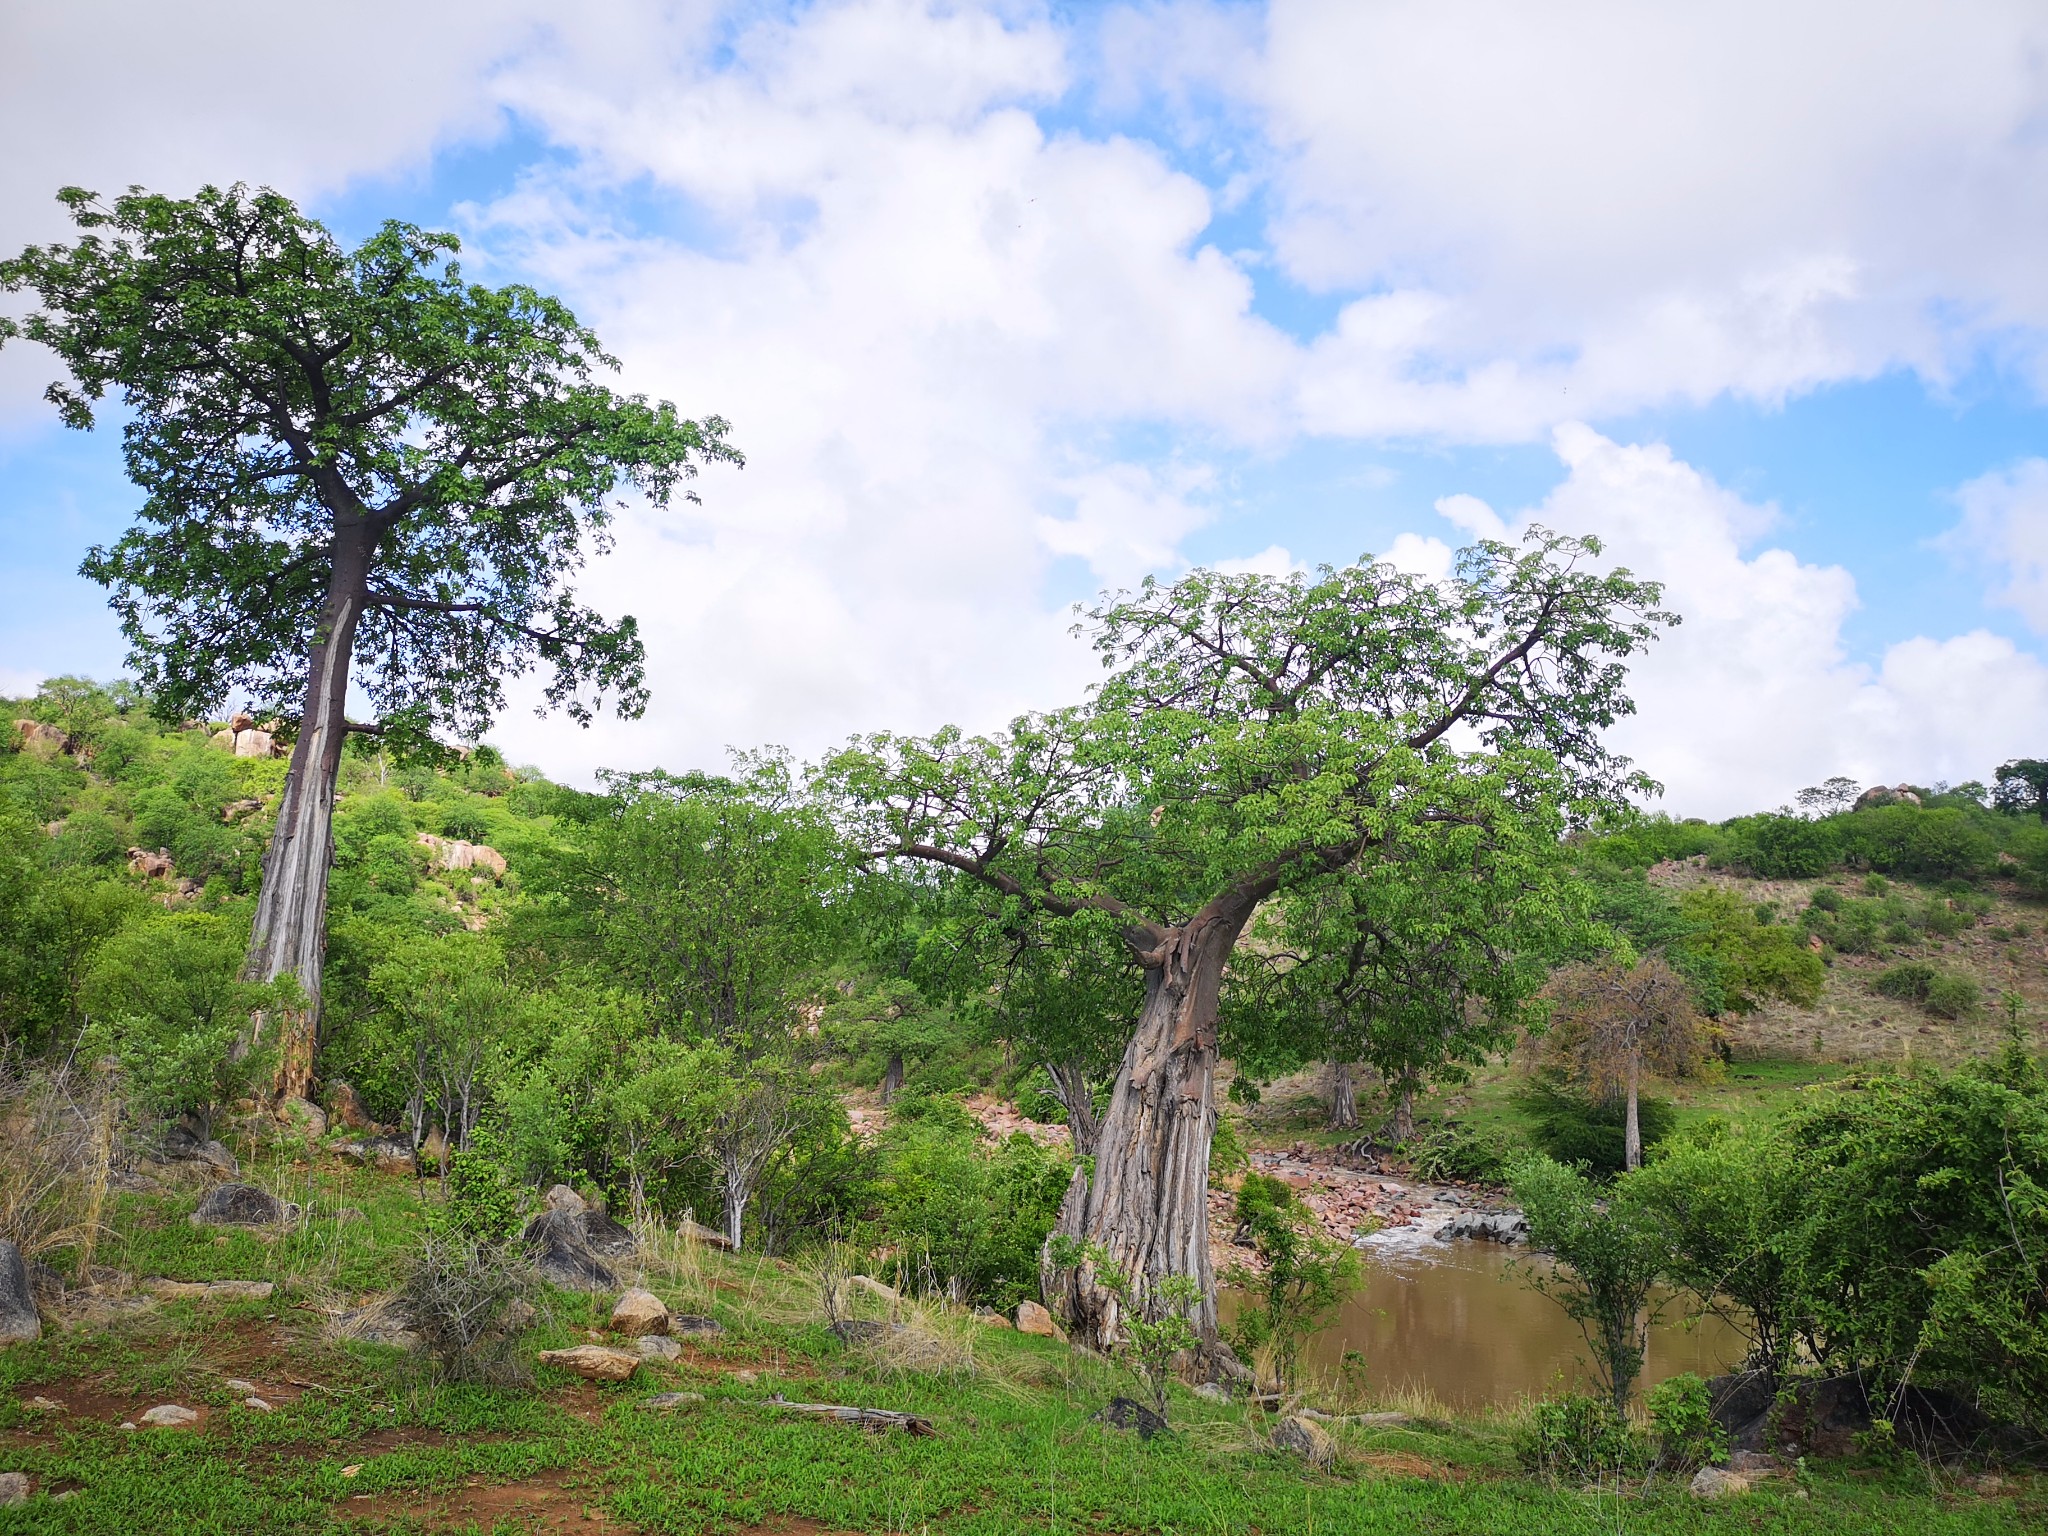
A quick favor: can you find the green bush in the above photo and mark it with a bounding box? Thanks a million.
[1647,1373,1728,1471]
[1515,1077,1674,1176]
[1723,813,1839,878]
[1512,1395,1652,1482]
[1842,805,1995,882]
[1923,972,1980,1021]
[1406,1120,1512,1181]
[1874,961,1938,1002]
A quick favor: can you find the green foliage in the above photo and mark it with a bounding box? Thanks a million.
[1723,812,1840,878]
[1514,1076,1675,1176]
[1512,1394,1652,1483]
[1647,1373,1728,1471]
[441,1131,525,1246]
[1055,1240,1205,1422]
[1840,805,1996,882]
[1874,960,1939,1001]
[1223,1174,1362,1390]
[1676,887,1825,1011]
[1509,1154,1671,1409]
[1404,1119,1512,1182]
[1875,961,1982,1019]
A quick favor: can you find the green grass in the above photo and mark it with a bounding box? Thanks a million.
[0,1157,2036,1534]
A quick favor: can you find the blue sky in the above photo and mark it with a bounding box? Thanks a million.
[4,1,2046,815]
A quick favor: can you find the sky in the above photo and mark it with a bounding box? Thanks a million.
[3,0,2047,819]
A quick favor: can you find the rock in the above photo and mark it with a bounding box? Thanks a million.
[1194,1382,1229,1403]
[323,1080,375,1131]
[1689,1467,1753,1499]
[419,1125,449,1169]
[830,1319,891,1345]
[545,1184,588,1213]
[243,1396,273,1412]
[1707,1370,1777,1451]
[680,1217,735,1250]
[338,1136,416,1174]
[1442,1210,1528,1244]
[0,1241,42,1345]
[278,1097,328,1138]
[524,1209,618,1292]
[611,1288,670,1337]
[415,834,508,878]
[581,1208,637,1259]
[228,711,255,733]
[730,1369,759,1385]
[501,1298,537,1334]
[127,847,176,879]
[1728,1450,1780,1474]
[224,1378,256,1394]
[671,1314,723,1336]
[232,729,275,758]
[15,720,69,754]
[538,1345,639,1382]
[1096,1396,1168,1439]
[160,1124,239,1174]
[191,1182,298,1228]
[847,1274,900,1304]
[1015,1300,1067,1341]
[636,1336,684,1361]
[1855,784,1922,810]
[970,1305,1012,1328]
[644,1390,704,1409]
[222,798,264,823]
[143,1278,275,1302]
[0,1472,26,1506]
[1272,1414,1336,1466]
[140,1404,200,1428]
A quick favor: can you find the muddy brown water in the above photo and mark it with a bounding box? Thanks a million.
[1232,1235,1748,1410]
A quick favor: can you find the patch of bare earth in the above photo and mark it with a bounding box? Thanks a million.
[336,1472,855,1535]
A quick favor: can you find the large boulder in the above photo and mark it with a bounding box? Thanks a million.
[324,1080,376,1132]
[277,1097,327,1139]
[415,834,508,878]
[1855,784,1923,810]
[0,1241,42,1345]
[523,1209,618,1292]
[160,1122,239,1175]
[581,1208,637,1259]
[1443,1210,1528,1244]
[15,720,69,754]
[127,847,175,879]
[1689,1467,1752,1500]
[339,1136,416,1174]
[192,1182,298,1228]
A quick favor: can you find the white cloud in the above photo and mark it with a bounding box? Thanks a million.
[1447,425,2048,816]
[1945,458,2048,634]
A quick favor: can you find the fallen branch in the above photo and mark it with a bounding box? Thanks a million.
[1297,1408,1413,1427]
[762,1393,936,1436]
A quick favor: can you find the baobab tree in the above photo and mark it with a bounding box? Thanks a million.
[1,185,738,1099]
[825,531,1671,1348]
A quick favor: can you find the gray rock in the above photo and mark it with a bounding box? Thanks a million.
[636,1335,684,1361]
[159,1124,239,1175]
[1194,1382,1230,1403]
[192,1182,298,1227]
[338,1137,416,1174]
[671,1314,724,1336]
[580,1208,637,1259]
[0,1242,41,1345]
[1689,1466,1752,1499]
[1442,1210,1528,1244]
[1272,1414,1335,1466]
[0,1471,26,1506]
[523,1209,618,1292]
[544,1184,587,1213]
[277,1097,327,1138]
[139,1404,199,1428]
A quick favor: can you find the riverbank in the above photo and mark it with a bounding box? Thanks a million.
[0,1150,2036,1534]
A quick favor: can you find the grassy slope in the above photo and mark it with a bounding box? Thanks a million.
[0,1153,2036,1535]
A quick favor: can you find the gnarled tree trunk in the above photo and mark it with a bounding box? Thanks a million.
[1390,1081,1416,1143]
[244,544,366,1102]
[1329,1059,1358,1130]
[1046,1060,1100,1156]
[1045,901,1250,1351]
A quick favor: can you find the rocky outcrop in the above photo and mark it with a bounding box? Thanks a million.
[14,720,69,754]
[523,1208,619,1292]
[415,834,508,878]
[0,1241,42,1345]
[324,1080,376,1132]
[142,1278,276,1302]
[158,1122,239,1175]
[127,847,175,879]
[277,1097,327,1138]
[338,1136,416,1174]
[1855,784,1923,810]
[1442,1210,1528,1244]
[191,1182,299,1228]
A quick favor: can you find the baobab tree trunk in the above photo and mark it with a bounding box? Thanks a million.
[244,565,365,1103]
[1623,1052,1642,1172]
[880,1051,905,1104]
[1046,1061,1100,1156]
[1329,1059,1359,1130]
[1045,902,1250,1352]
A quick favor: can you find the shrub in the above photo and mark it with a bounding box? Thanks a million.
[1807,886,1842,912]
[1723,813,1839,878]
[1515,1077,1675,1176]
[400,1230,538,1382]
[1223,1174,1362,1390]
[1406,1121,1511,1181]
[1648,1373,1728,1471]
[1923,972,1981,1021]
[1512,1395,1651,1483]
[1842,806,1995,882]
[1874,961,1938,1003]
[442,1134,525,1245]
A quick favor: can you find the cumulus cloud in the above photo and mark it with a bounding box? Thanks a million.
[1442,425,2048,817]
[1945,458,2048,634]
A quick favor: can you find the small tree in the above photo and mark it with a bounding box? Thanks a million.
[1509,1154,1671,1411]
[1543,957,1704,1171]
[1223,1173,1361,1391]
[1993,759,2048,821]
[2,185,738,1099]
[1795,776,1863,817]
